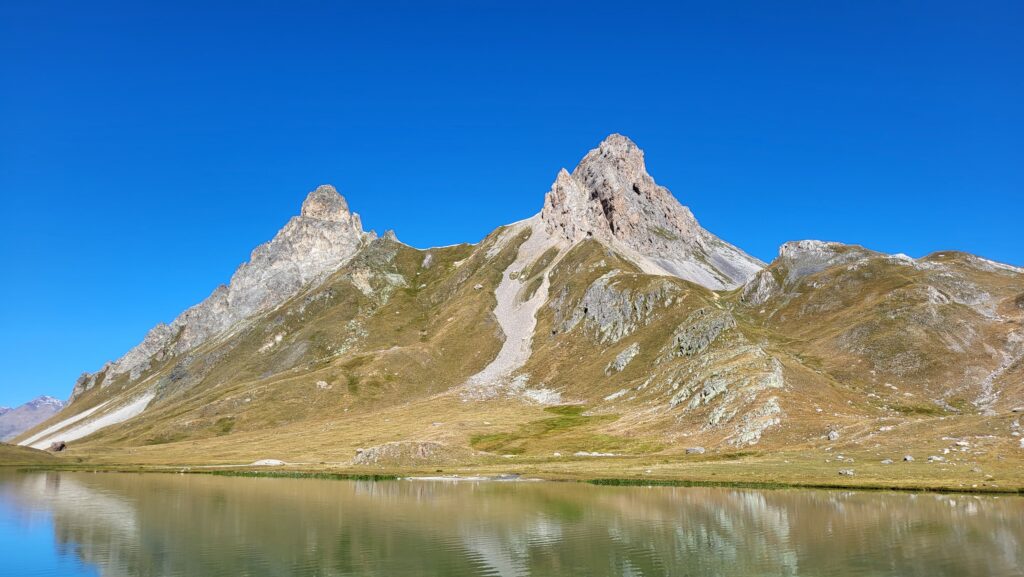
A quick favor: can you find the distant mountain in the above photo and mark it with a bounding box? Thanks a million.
[0,396,64,441]
[14,135,1023,469]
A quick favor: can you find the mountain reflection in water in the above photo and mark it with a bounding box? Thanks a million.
[1,472,1022,577]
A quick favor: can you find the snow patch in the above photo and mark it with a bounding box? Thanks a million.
[18,400,112,447]
[26,392,155,449]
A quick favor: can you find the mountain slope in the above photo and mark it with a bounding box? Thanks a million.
[14,135,1024,480]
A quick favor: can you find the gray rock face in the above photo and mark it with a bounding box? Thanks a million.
[540,135,763,290]
[662,308,736,361]
[0,396,65,440]
[606,343,641,375]
[71,185,374,402]
[554,271,679,344]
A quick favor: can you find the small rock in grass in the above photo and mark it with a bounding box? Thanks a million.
[880,459,893,465]
[685,447,706,455]
[903,455,915,462]
[838,469,855,476]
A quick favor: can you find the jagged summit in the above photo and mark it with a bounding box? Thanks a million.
[68,184,374,402]
[540,134,764,290]
[301,184,352,221]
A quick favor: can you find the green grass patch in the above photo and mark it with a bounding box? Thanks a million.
[470,405,623,455]
[214,417,235,435]
[891,403,946,416]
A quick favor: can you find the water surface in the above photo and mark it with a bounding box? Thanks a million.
[1,471,1021,576]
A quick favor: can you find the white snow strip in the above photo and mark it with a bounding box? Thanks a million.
[464,215,562,391]
[27,392,155,449]
[18,399,112,447]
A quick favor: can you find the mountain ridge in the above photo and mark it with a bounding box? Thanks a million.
[14,135,1023,480]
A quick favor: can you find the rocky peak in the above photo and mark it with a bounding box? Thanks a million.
[301,185,351,222]
[540,134,763,290]
[70,184,375,402]
[26,396,64,410]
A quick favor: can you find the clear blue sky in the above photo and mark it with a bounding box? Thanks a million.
[1,1,1021,406]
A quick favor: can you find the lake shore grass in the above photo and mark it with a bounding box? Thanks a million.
[7,456,1023,496]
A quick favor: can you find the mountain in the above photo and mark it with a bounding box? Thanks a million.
[0,396,65,441]
[540,134,763,289]
[14,135,1024,482]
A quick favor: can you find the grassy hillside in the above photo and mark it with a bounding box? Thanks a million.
[13,229,1024,493]
[0,443,58,466]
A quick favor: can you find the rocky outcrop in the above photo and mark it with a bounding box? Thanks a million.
[741,240,875,305]
[555,271,680,344]
[540,135,763,290]
[661,308,737,361]
[70,185,374,402]
[606,343,640,375]
[352,441,472,466]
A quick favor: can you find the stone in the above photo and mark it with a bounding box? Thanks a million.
[352,441,467,466]
[685,447,706,455]
[605,343,640,374]
[838,469,855,476]
[665,308,736,359]
[47,441,66,452]
[827,429,840,442]
[903,455,915,462]
[880,459,893,465]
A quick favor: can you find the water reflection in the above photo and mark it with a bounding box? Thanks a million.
[1,472,1022,577]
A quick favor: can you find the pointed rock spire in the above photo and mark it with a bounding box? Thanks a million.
[70,183,375,402]
[301,185,351,221]
[540,134,763,290]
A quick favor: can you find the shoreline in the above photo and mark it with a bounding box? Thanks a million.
[7,464,1023,496]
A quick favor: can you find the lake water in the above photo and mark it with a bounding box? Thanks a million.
[1,472,1022,577]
